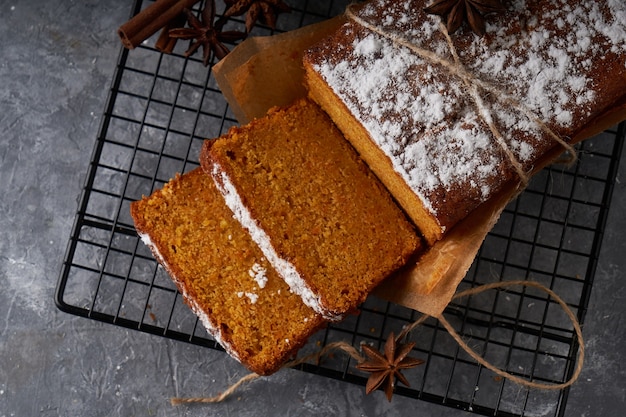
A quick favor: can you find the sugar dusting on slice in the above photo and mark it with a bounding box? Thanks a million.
[249,262,268,289]
[237,291,259,304]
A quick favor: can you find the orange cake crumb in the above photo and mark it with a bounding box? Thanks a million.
[130,168,326,375]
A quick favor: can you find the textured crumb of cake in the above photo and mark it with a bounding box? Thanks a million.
[202,98,421,318]
[304,0,626,241]
[130,169,325,375]
[210,159,328,319]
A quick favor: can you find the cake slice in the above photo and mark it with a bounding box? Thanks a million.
[200,98,422,320]
[130,168,326,375]
[304,0,626,244]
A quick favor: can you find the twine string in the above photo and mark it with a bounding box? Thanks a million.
[170,372,261,405]
[170,279,584,404]
[436,280,584,391]
[344,4,578,185]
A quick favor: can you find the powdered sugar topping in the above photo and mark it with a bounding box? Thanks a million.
[249,262,268,289]
[237,291,259,304]
[311,0,626,222]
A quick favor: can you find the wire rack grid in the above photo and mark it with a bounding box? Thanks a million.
[55,1,625,416]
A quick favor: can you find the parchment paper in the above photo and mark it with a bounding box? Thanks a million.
[214,17,346,124]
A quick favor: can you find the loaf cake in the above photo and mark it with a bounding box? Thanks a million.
[200,98,422,320]
[304,0,626,244]
[130,168,326,375]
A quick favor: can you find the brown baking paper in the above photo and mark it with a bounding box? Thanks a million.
[212,17,626,317]
[214,17,346,124]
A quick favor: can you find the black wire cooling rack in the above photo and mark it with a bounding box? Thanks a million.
[55,1,625,415]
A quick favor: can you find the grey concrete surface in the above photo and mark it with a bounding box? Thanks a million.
[1,1,624,416]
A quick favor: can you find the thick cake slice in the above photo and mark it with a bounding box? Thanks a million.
[200,98,421,320]
[304,0,626,244]
[130,168,326,375]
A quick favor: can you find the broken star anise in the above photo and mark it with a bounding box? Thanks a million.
[168,0,246,66]
[223,0,291,32]
[424,0,505,36]
[356,332,424,402]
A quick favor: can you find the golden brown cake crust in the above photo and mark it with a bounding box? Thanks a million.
[201,98,422,318]
[130,169,326,375]
[304,0,626,244]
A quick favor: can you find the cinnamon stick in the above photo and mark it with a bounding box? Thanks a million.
[154,12,188,54]
[118,0,201,50]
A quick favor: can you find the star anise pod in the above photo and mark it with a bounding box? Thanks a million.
[168,0,246,66]
[356,332,424,401]
[424,0,505,36]
[223,0,291,32]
